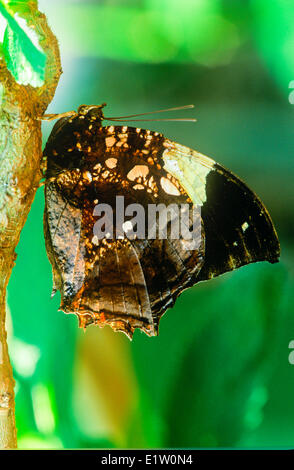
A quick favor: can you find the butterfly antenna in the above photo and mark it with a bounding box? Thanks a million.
[104,104,196,122]
[105,117,197,122]
[105,104,194,119]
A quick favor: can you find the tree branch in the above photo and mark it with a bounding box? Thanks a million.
[0,2,61,448]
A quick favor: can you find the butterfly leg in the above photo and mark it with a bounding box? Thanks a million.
[37,111,77,122]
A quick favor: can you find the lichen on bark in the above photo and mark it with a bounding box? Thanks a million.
[0,1,61,448]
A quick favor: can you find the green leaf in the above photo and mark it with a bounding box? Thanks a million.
[0,0,46,87]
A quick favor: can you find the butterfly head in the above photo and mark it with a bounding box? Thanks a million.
[77,103,107,123]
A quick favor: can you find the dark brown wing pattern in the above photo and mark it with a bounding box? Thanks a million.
[43,113,280,338]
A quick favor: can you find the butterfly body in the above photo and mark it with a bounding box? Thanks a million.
[43,105,280,338]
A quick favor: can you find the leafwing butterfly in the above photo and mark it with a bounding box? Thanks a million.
[43,104,280,338]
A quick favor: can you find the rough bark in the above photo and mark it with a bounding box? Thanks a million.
[0,3,61,448]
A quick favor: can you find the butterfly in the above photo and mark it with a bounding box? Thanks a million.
[43,104,280,339]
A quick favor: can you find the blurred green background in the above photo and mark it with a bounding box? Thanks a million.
[2,0,294,449]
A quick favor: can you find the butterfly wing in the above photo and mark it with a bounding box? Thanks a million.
[160,139,280,281]
[44,120,279,338]
[44,181,158,338]
[44,120,205,337]
[97,126,279,280]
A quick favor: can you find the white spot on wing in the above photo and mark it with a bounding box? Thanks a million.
[105,136,116,147]
[105,158,117,168]
[160,177,181,196]
[83,171,92,182]
[91,235,99,245]
[127,165,149,181]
